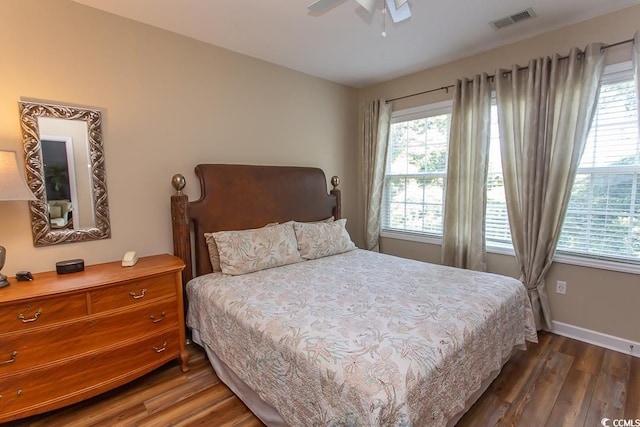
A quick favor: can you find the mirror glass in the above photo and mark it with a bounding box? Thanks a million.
[40,117,95,230]
[18,101,111,246]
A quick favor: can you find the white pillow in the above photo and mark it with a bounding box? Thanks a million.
[293,218,356,260]
[213,222,302,275]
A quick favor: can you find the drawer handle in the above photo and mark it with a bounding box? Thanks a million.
[153,341,167,353]
[0,351,17,366]
[150,312,166,323]
[129,288,147,299]
[17,310,42,323]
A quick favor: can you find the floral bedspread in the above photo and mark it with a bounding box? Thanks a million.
[186,249,537,426]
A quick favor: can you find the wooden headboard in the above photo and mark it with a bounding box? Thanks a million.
[171,164,341,284]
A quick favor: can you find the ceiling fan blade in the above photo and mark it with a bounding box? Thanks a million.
[308,0,342,12]
[386,0,411,22]
[355,0,377,13]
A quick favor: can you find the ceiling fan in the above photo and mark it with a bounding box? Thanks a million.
[308,0,411,23]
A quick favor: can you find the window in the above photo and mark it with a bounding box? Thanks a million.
[485,102,511,247]
[557,63,639,263]
[381,101,451,237]
[382,62,640,269]
[484,62,640,266]
[382,100,504,242]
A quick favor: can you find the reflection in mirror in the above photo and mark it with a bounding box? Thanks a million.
[18,101,110,246]
[40,117,94,230]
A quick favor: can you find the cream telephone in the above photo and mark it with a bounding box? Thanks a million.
[122,251,138,267]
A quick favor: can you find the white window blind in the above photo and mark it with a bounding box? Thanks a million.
[382,102,451,236]
[485,102,511,246]
[557,64,640,263]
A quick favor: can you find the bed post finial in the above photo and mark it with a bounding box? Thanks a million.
[172,174,186,195]
[330,175,341,220]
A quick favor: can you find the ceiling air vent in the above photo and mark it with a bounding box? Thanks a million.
[490,8,536,30]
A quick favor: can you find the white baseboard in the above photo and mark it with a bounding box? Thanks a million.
[551,321,640,358]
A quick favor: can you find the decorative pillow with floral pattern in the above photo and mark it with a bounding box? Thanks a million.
[294,218,356,260]
[213,222,302,275]
[205,222,279,272]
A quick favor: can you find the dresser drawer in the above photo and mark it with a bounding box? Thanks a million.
[90,273,177,313]
[0,299,179,375]
[0,294,87,333]
[0,331,180,420]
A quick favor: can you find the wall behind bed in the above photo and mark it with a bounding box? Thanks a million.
[359,6,640,347]
[0,0,360,274]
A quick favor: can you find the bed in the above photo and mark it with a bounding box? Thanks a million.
[170,164,537,427]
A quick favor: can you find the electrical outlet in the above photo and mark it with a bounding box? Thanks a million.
[556,280,567,294]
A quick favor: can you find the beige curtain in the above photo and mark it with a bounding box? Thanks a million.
[362,99,392,252]
[442,74,492,271]
[495,44,607,330]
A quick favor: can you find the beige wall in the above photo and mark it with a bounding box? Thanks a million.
[0,0,360,274]
[362,6,640,343]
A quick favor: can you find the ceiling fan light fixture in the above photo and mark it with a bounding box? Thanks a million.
[385,0,411,22]
[393,0,408,9]
[355,0,377,13]
[307,0,339,12]
[307,0,411,24]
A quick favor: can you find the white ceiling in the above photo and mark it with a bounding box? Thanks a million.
[71,0,640,88]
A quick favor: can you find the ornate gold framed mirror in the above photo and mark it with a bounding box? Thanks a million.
[18,101,111,246]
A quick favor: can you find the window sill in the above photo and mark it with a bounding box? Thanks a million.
[380,230,640,276]
[552,252,640,275]
[380,229,442,245]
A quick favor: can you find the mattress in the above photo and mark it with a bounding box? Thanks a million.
[186,249,537,426]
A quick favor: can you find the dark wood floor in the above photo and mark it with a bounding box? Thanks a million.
[457,332,639,426]
[7,332,639,426]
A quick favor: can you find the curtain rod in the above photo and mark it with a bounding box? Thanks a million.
[386,37,635,104]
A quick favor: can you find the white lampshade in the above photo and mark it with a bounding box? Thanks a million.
[0,150,36,201]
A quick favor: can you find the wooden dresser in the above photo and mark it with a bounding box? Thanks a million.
[0,254,188,423]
